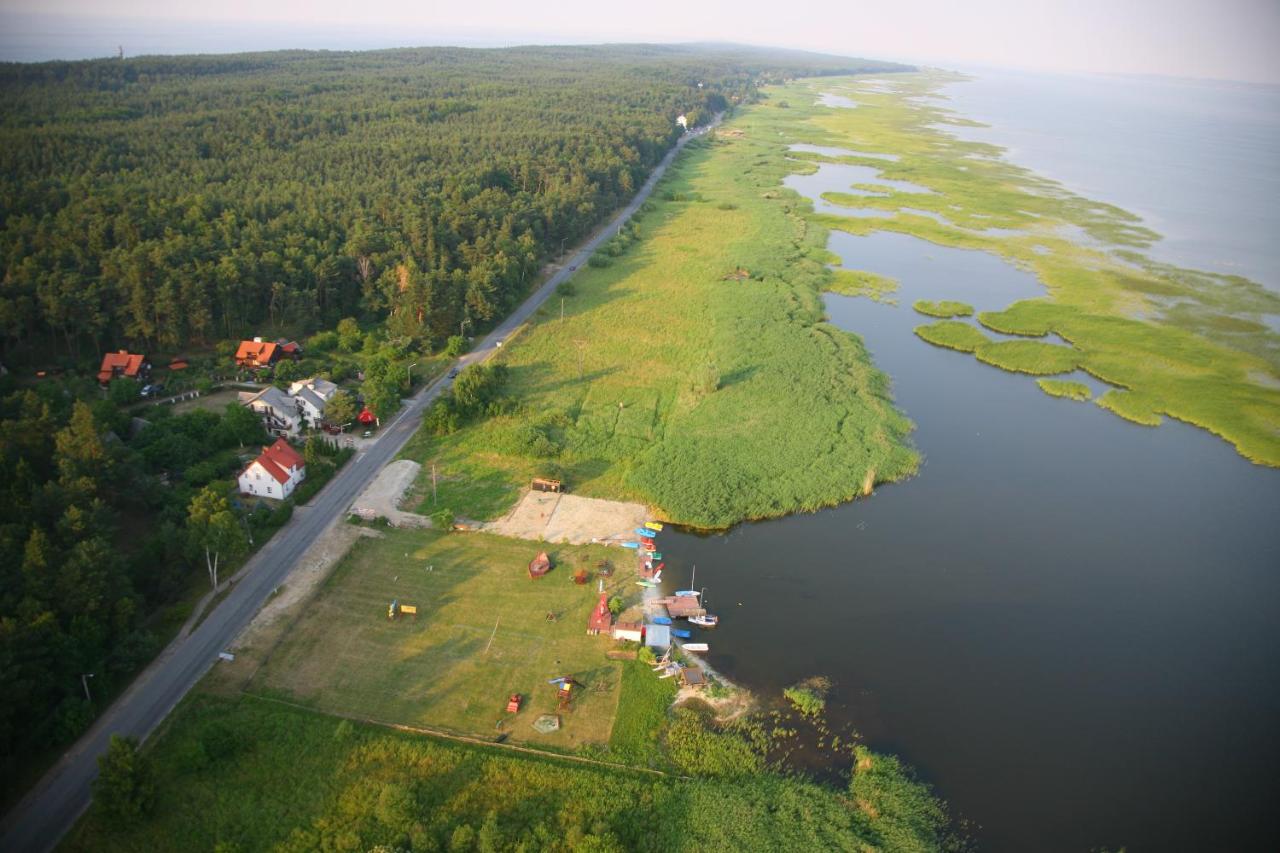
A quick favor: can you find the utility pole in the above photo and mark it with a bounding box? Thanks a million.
[431,461,438,505]
[407,362,418,388]
[81,673,94,704]
[560,297,565,322]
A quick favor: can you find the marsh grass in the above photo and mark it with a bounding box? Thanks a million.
[914,320,990,353]
[913,299,974,318]
[65,693,955,853]
[973,340,1080,375]
[828,268,899,301]
[1037,379,1092,401]
[402,108,919,528]
[788,73,1280,466]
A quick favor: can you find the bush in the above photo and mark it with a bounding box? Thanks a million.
[93,735,156,828]
[443,335,467,357]
[588,254,612,268]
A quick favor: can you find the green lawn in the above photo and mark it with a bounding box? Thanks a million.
[248,528,644,749]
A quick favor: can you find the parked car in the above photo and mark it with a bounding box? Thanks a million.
[495,340,503,348]
[362,430,373,439]
[568,264,577,271]
[448,367,459,378]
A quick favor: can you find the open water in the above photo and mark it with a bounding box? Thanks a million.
[656,71,1280,852]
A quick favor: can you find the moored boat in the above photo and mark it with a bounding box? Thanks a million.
[689,614,719,628]
[682,643,709,652]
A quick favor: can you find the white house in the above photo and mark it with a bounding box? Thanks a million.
[242,386,303,437]
[238,437,306,499]
[288,377,339,428]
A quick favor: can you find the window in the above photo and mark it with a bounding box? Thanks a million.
[267,486,273,495]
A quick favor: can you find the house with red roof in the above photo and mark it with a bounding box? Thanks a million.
[234,338,280,370]
[237,437,306,499]
[97,350,150,385]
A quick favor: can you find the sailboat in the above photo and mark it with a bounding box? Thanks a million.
[675,563,700,597]
[688,587,719,627]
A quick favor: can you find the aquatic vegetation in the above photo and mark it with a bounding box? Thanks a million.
[1037,379,1092,401]
[913,299,974,318]
[973,339,1080,375]
[783,676,831,718]
[785,72,1280,466]
[828,268,899,300]
[914,320,990,353]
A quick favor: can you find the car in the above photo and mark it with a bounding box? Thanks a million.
[362,430,373,439]
[568,264,577,271]
[448,367,459,378]
[495,340,503,348]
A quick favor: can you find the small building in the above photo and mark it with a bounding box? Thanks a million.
[242,386,304,437]
[612,622,643,643]
[644,623,671,649]
[680,667,707,689]
[276,339,303,359]
[237,437,306,499]
[97,350,150,385]
[587,593,612,635]
[235,338,280,370]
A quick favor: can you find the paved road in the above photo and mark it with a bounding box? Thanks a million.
[0,116,719,853]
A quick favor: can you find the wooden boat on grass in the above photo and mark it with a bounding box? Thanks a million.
[528,552,552,579]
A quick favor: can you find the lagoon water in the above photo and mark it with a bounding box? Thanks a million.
[658,72,1280,851]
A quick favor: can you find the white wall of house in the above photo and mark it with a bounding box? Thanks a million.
[237,458,305,499]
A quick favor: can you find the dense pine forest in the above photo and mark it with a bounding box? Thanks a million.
[0,44,900,359]
[0,43,906,803]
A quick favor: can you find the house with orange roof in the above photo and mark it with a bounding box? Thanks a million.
[234,338,281,370]
[237,437,306,499]
[97,350,150,385]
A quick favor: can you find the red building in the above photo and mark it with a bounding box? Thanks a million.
[97,350,149,385]
[587,593,612,635]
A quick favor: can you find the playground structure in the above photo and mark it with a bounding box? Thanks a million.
[387,599,419,619]
[506,693,523,714]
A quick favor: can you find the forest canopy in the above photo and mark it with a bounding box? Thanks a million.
[0,43,906,363]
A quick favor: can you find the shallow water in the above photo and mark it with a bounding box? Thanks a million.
[652,86,1280,850]
[942,68,1280,292]
[790,142,900,161]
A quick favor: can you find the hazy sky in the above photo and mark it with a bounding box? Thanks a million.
[3,0,1279,84]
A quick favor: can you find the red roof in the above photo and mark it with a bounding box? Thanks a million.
[278,341,301,354]
[98,350,146,382]
[235,340,279,365]
[249,438,304,485]
[588,593,612,632]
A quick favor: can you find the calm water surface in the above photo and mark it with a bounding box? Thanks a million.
[653,73,1280,852]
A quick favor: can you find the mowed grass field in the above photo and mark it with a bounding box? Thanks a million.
[248,528,643,749]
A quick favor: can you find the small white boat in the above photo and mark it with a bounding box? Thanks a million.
[681,643,709,652]
[689,614,718,628]
[674,590,700,598]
